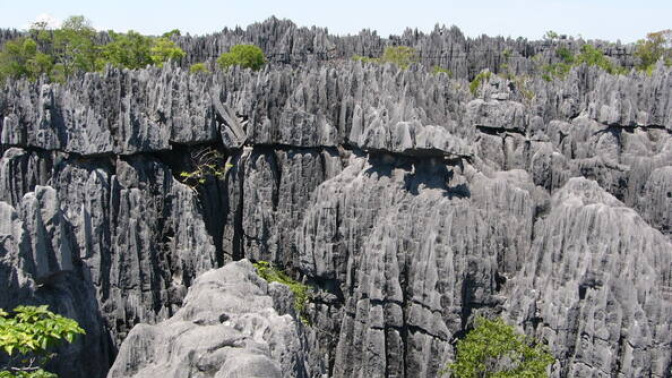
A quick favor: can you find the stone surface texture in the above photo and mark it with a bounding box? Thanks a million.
[0,18,670,378]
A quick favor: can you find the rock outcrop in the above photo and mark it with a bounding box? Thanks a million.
[108,260,316,378]
[0,20,671,378]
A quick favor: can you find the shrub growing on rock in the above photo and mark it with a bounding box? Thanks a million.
[253,261,311,324]
[443,316,554,378]
[217,44,265,71]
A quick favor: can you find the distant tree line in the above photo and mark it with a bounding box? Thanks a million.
[0,15,267,83]
[2,16,668,85]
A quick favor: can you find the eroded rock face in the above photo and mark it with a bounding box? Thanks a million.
[0,23,671,378]
[506,178,672,377]
[108,260,316,378]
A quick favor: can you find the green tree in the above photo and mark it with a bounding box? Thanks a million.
[0,305,85,377]
[443,317,554,378]
[380,46,419,69]
[634,29,672,72]
[575,44,626,75]
[101,30,153,70]
[555,47,574,64]
[217,44,265,71]
[51,16,99,78]
[189,62,210,74]
[150,37,186,67]
[543,30,559,42]
[161,29,181,39]
[0,38,53,82]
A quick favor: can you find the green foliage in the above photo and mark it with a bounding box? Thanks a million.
[189,62,210,74]
[0,370,56,378]
[150,37,186,67]
[101,30,153,70]
[217,44,265,71]
[432,66,452,77]
[253,261,311,324]
[51,16,99,78]
[634,29,672,72]
[380,46,419,69]
[541,44,628,81]
[443,317,554,378]
[0,305,85,377]
[352,46,419,70]
[541,62,572,82]
[351,55,375,64]
[543,30,559,42]
[555,47,574,64]
[161,29,181,38]
[469,71,492,95]
[1,15,189,82]
[0,38,53,82]
[178,147,232,187]
[575,44,627,75]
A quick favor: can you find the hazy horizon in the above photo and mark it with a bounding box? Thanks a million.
[1,0,670,43]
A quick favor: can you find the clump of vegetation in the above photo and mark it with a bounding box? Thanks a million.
[380,46,419,69]
[575,44,627,75]
[253,261,311,324]
[634,29,672,73]
[0,38,52,82]
[442,316,554,378]
[0,15,186,83]
[432,66,452,77]
[555,47,574,64]
[353,46,419,70]
[189,62,210,74]
[543,30,560,43]
[179,147,232,187]
[161,29,181,39]
[101,30,153,70]
[150,37,186,67]
[540,43,628,82]
[469,70,492,95]
[0,305,85,378]
[217,44,265,71]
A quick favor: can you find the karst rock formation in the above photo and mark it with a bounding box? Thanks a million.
[0,18,671,378]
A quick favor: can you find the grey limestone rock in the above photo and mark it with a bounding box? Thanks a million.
[297,155,538,377]
[108,260,316,378]
[1,21,672,378]
[505,178,672,377]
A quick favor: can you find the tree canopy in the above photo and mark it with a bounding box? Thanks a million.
[635,29,672,72]
[217,44,266,71]
[0,15,188,83]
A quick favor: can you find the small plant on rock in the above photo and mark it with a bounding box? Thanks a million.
[189,62,209,74]
[352,46,419,70]
[432,66,452,77]
[469,70,492,96]
[253,261,311,324]
[179,147,232,187]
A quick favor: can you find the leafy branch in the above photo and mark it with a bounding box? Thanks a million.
[178,147,232,187]
[0,306,85,378]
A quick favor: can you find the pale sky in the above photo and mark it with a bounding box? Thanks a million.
[0,0,669,43]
